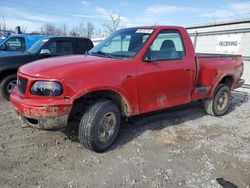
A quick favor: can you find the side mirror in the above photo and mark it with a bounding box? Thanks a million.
[142,51,154,63]
[40,49,51,57]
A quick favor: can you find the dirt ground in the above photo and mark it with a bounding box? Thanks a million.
[0,90,249,188]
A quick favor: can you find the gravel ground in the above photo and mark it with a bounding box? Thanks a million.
[0,90,249,188]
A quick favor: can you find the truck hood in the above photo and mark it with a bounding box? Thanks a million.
[19,55,121,79]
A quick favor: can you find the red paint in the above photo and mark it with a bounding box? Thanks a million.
[10,26,244,126]
[11,91,72,117]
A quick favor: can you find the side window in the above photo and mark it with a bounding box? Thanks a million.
[47,42,56,54]
[5,37,26,51]
[146,30,185,61]
[75,39,93,54]
[47,41,73,55]
[121,35,131,51]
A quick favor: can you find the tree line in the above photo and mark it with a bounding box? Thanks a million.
[0,11,122,38]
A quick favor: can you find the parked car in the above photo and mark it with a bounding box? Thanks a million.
[0,34,46,56]
[0,36,93,100]
[0,35,8,43]
[10,26,244,152]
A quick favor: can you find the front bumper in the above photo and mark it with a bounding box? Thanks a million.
[10,89,73,130]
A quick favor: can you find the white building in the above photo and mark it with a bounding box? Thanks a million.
[187,19,250,87]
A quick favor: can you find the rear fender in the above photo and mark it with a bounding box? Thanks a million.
[209,74,235,98]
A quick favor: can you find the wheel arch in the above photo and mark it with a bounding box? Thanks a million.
[210,74,234,97]
[69,88,134,119]
[219,75,234,89]
[0,69,17,83]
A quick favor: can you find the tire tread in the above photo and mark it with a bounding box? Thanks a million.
[79,100,119,151]
[204,84,231,116]
[0,74,17,100]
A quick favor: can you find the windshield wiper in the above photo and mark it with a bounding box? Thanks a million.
[89,51,114,58]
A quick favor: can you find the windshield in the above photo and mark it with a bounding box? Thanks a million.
[89,28,154,58]
[27,38,49,54]
[0,36,7,44]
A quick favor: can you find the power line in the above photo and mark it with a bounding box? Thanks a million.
[1,0,108,22]
[3,15,56,25]
[1,0,153,27]
[1,0,151,30]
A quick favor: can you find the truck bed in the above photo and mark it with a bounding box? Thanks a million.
[192,53,244,100]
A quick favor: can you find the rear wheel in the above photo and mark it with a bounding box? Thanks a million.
[78,100,121,152]
[0,74,17,100]
[204,84,231,116]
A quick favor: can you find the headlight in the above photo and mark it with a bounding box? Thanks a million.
[31,81,63,96]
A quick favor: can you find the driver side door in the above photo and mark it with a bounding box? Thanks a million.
[137,29,195,113]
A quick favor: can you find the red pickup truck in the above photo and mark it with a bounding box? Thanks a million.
[10,26,244,152]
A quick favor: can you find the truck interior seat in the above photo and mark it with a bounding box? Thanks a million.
[160,40,179,59]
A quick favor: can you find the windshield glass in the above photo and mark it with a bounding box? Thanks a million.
[27,38,49,54]
[0,36,7,43]
[89,28,154,58]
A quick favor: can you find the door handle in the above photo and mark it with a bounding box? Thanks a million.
[184,68,191,72]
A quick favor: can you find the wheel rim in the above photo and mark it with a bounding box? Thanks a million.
[98,112,116,142]
[217,90,229,111]
[7,80,17,94]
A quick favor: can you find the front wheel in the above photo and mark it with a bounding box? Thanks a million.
[78,100,121,152]
[204,84,231,116]
[0,74,17,100]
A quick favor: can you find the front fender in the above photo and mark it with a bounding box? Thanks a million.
[72,86,137,116]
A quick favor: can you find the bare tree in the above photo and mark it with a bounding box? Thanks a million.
[39,23,57,35]
[0,15,16,35]
[29,30,42,35]
[0,15,7,35]
[78,22,87,37]
[68,21,95,38]
[102,11,121,34]
[69,26,80,37]
[60,24,68,36]
[0,20,96,38]
[93,27,105,38]
[69,23,84,37]
[0,13,99,37]
[20,25,28,34]
[86,22,94,38]
[39,23,68,36]
[0,15,6,28]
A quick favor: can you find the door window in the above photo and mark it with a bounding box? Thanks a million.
[145,30,185,61]
[5,37,26,51]
[47,41,73,55]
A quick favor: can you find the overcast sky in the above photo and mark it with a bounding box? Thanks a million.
[1,0,250,32]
